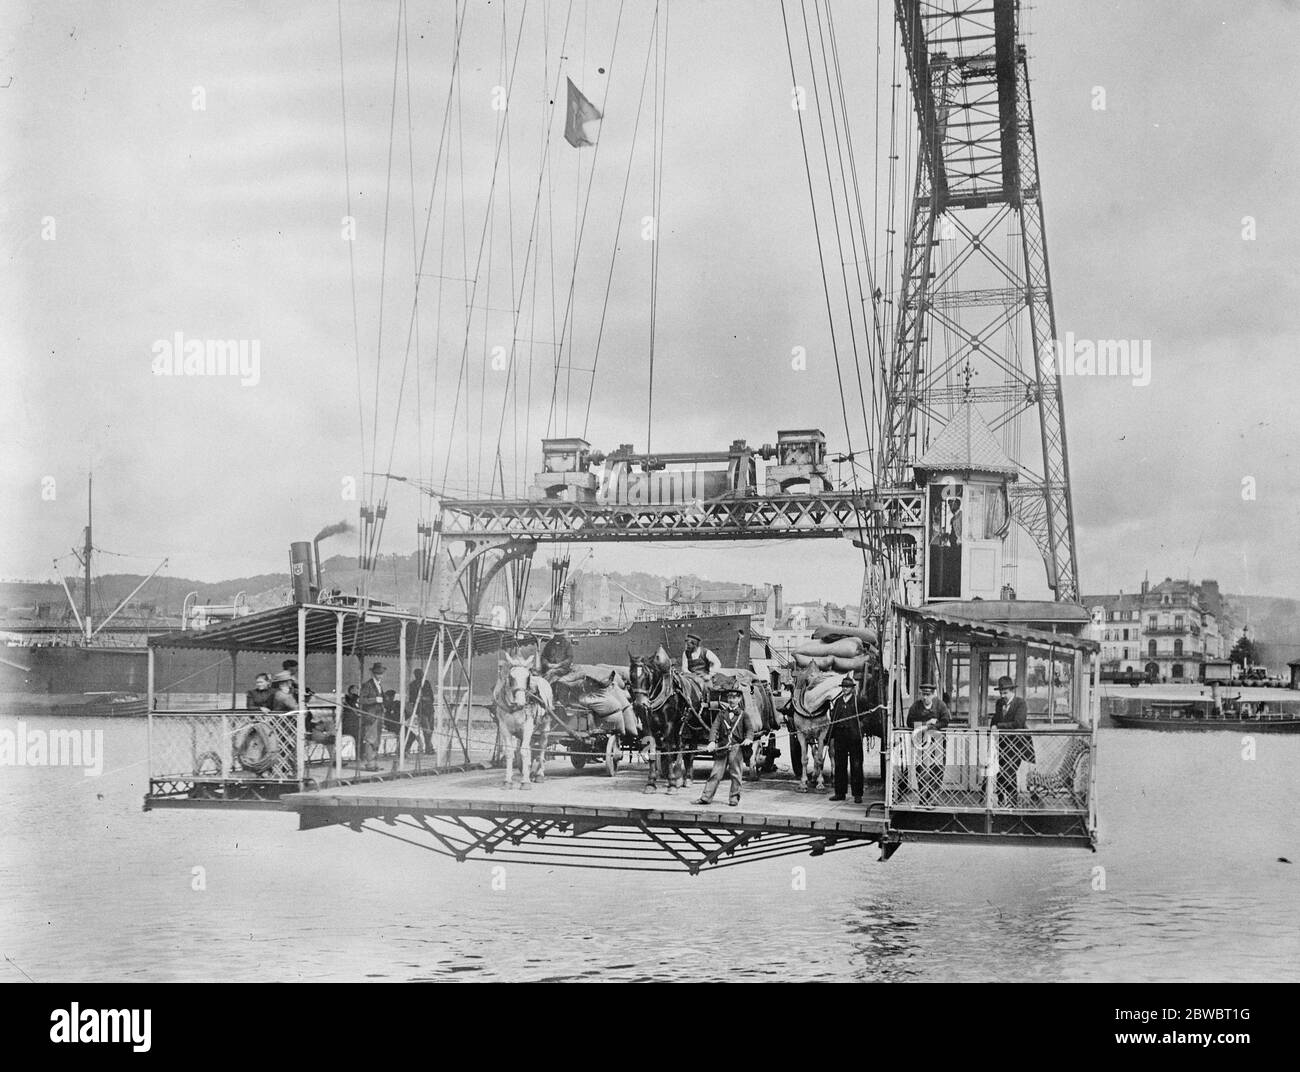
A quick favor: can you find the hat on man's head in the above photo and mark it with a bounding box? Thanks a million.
[370,662,387,675]
[918,679,937,692]
[282,659,298,670]
[271,670,293,684]
[996,675,1016,690]
[685,633,701,642]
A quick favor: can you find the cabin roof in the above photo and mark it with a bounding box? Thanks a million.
[928,599,1092,625]
[913,403,1020,479]
[147,602,538,659]
[898,603,1099,652]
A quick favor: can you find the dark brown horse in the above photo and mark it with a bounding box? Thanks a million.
[628,646,709,793]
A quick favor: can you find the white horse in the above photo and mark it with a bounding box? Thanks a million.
[787,668,851,792]
[495,654,554,790]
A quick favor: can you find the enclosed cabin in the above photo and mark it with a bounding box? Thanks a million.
[881,405,1098,847]
[912,404,1019,603]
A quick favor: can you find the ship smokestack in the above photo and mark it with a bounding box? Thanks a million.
[289,542,317,604]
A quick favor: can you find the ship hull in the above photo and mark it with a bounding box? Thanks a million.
[1111,711,1300,732]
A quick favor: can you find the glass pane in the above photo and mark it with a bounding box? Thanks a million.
[1025,654,1052,721]
[946,650,971,725]
[983,651,1019,724]
[1051,653,1076,724]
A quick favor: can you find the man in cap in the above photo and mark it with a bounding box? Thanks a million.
[829,676,866,804]
[905,678,950,803]
[694,685,748,807]
[989,674,1035,807]
[540,628,574,682]
[682,633,722,676]
[267,670,298,713]
[358,662,387,771]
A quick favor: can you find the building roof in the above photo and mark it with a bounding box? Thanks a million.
[147,602,539,659]
[913,403,1020,479]
[898,603,1099,652]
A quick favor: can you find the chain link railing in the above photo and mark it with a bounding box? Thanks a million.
[886,728,1091,813]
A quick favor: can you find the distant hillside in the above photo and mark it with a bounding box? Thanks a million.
[0,557,785,625]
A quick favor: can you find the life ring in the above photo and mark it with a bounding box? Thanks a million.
[233,722,280,774]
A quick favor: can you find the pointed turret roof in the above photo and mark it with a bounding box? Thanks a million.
[913,403,1019,479]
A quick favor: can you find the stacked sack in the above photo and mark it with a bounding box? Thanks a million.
[791,625,878,674]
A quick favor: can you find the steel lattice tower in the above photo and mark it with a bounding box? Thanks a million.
[881,0,1079,599]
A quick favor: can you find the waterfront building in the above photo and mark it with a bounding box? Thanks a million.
[1082,591,1145,672]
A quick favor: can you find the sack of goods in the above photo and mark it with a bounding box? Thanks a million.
[793,652,871,673]
[802,674,847,713]
[793,637,866,660]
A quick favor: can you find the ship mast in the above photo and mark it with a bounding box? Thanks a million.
[83,472,93,642]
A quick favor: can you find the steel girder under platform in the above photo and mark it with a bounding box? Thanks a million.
[282,769,892,875]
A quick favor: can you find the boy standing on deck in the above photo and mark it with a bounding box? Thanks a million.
[694,685,748,808]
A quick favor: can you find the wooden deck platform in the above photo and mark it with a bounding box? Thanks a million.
[282,764,891,873]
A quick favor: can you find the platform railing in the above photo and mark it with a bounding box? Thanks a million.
[147,708,306,788]
[886,728,1091,814]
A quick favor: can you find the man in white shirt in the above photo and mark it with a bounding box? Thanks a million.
[681,633,722,676]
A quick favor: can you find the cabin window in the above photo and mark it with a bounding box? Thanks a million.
[927,484,963,598]
[944,648,972,725]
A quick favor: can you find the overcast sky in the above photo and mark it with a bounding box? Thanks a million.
[3,1,1298,604]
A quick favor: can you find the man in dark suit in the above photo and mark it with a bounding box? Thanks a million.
[989,674,1035,806]
[906,679,950,802]
[408,668,437,753]
[829,677,865,804]
[358,663,386,772]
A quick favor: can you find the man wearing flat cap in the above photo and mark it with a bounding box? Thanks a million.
[989,674,1035,806]
[905,678,950,803]
[682,633,721,676]
[694,685,747,807]
[358,662,387,771]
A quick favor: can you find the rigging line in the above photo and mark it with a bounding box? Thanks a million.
[337,0,367,542]
[580,5,659,439]
[542,0,627,440]
[812,0,877,466]
[437,1,534,492]
[799,1,872,479]
[369,0,405,509]
[403,0,424,502]
[778,0,870,576]
[646,0,663,454]
[486,0,579,484]
[825,2,888,459]
[375,0,472,496]
[651,0,669,454]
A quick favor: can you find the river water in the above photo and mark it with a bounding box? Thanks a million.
[1,715,1296,982]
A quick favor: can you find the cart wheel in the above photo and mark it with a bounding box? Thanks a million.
[570,752,588,770]
[604,735,621,778]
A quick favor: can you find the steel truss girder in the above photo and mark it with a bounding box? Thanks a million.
[321,810,879,875]
[436,490,923,543]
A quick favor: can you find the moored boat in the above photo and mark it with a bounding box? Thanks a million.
[1113,699,1300,732]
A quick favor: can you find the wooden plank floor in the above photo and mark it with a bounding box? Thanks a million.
[284,762,888,838]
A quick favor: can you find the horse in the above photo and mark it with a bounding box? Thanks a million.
[493,653,554,790]
[783,663,887,792]
[628,646,709,792]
